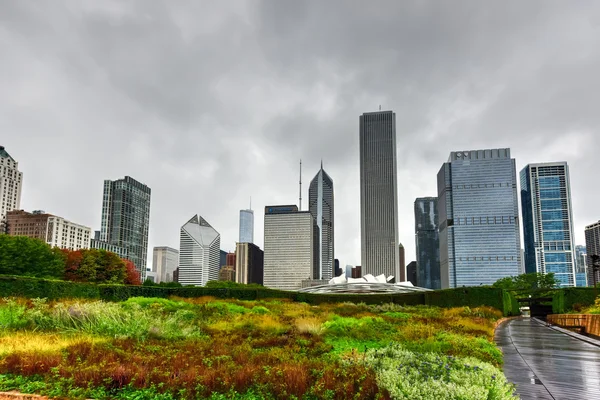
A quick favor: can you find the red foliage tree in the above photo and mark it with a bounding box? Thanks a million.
[63,249,84,282]
[123,260,142,285]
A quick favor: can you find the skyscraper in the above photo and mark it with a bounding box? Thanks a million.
[585,221,600,287]
[309,163,334,280]
[263,205,317,290]
[239,209,254,243]
[179,215,220,286]
[414,197,441,289]
[235,242,264,285]
[359,111,400,279]
[152,247,179,283]
[398,243,406,281]
[438,149,521,288]
[0,146,23,232]
[575,245,588,287]
[521,162,576,287]
[100,176,151,279]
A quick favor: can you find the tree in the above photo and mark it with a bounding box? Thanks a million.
[124,260,141,285]
[63,249,126,284]
[0,235,64,278]
[492,272,560,291]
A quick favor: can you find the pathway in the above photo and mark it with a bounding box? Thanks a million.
[495,317,600,399]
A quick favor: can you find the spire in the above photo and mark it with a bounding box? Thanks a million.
[321,159,323,170]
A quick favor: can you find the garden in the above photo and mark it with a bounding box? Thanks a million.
[0,296,516,399]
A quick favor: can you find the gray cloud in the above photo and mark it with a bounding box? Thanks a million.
[2,0,599,268]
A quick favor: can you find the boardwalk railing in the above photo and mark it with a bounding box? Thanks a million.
[547,314,600,336]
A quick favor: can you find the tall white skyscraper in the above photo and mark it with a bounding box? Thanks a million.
[263,205,317,291]
[438,149,521,288]
[309,162,334,280]
[359,111,400,279]
[521,162,576,287]
[239,208,254,243]
[0,146,23,232]
[179,215,220,286]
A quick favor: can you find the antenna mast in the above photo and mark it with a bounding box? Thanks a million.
[299,159,302,211]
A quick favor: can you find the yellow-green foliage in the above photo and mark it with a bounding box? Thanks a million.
[0,332,104,356]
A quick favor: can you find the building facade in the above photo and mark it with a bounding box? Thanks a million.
[7,210,91,250]
[0,146,23,232]
[239,209,254,243]
[263,205,317,291]
[437,149,521,288]
[414,197,441,289]
[90,239,128,259]
[585,221,600,286]
[152,246,179,283]
[406,261,418,286]
[521,163,576,287]
[235,242,264,285]
[398,243,406,281]
[359,111,400,279]
[575,245,588,287]
[100,176,151,279]
[309,163,334,280]
[179,215,220,287]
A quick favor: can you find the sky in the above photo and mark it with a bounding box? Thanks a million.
[2,1,600,269]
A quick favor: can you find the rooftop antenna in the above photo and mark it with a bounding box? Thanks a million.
[299,159,302,211]
[249,196,252,210]
[379,105,381,111]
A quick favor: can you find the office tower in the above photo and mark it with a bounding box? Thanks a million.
[406,261,418,286]
[309,163,335,280]
[226,252,236,268]
[152,247,179,283]
[235,242,264,285]
[220,250,227,270]
[0,146,23,232]
[414,197,441,289]
[585,221,600,286]
[263,205,317,291]
[6,210,91,250]
[521,163,576,286]
[359,111,400,279]
[334,259,340,277]
[345,265,353,278]
[398,243,406,281]
[351,265,362,279]
[438,149,521,288]
[100,176,151,279]
[239,209,254,243]
[179,215,220,286]
[574,245,588,287]
[219,266,235,282]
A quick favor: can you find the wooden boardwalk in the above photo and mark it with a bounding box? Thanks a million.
[495,318,600,400]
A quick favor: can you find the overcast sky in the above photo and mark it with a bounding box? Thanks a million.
[2,1,600,269]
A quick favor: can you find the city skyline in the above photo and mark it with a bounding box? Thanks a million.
[3,2,600,270]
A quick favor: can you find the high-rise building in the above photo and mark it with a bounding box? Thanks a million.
[152,246,179,283]
[574,245,588,287]
[226,252,236,268]
[263,205,317,291]
[359,111,400,279]
[398,243,406,281]
[219,266,235,282]
[0,146,23,232]
[521,163,576,287]
[309,163,334,280]
[334,259,341,277]
[345,265,353,278]
[585,221,600,287]
[239,209,254,243]
[406,261,418,286]
[235,242,264,285]
[438,149,521,288]
[100,176,151,279]
[220,250,227,270]
[414,197,441,289]
[179,215,220,287]
[7,209,91,250]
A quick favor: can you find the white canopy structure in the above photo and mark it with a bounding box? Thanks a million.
[296,273,432,294]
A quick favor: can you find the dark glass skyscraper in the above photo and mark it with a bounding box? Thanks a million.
[359,111,400,279]
[100,176,151,279]
[309,163,334,280]
[437,149,521,288]
[521,162,576,287]
[415,197,440,289]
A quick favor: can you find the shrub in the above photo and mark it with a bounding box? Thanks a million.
[364,344,514,400]
[0,236,65,279]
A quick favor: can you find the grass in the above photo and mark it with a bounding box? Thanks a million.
[0,297,514,399]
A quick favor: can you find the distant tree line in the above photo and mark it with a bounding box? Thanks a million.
[492,272,559,291]
[0,235,141,285]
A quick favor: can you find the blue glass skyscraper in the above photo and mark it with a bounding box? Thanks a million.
[437,149,521,288]
[414,197,440,289]
[521,162,576,287]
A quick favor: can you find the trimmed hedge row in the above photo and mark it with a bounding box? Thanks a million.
[0,275,518,315]
[552,287,598,314]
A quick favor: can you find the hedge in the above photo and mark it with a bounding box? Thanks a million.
[0,275,518,315]
[552,287,598,313]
